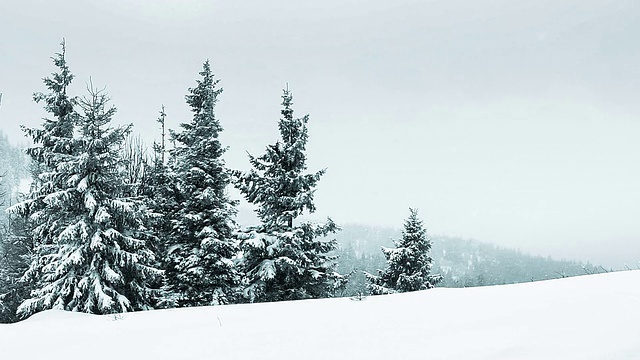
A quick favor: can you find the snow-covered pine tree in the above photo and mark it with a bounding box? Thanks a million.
[235,87,346,303]
[143,106,179,307]
[0,209,33,323]
[14,40,77,236]
[366,208,441,294]
[0,135,31,323]
[6,41,78,313]
[147,106,177,214]
[24,40,76,169]
[163,61,241,307]
[15,84,162,317]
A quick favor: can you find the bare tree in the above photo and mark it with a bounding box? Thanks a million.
[155,105,166,165]
[121,134,150,197]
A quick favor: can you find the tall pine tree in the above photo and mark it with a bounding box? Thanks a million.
[366,208,441,294]
[13,40,77,244]
[163,61,240,307]
[235,87,345,303]
[143,106,179,306]
[15,83,161,316]
[7,41,78,316]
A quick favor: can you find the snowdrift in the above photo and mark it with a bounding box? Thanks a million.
[1,271,639,360]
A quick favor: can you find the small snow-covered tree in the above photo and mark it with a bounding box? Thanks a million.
[235,87,345,303]
[163,61,241,307]
[366,208,441,294]
[15,85,161,317]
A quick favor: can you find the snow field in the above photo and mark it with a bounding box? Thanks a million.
[1,270,639,360]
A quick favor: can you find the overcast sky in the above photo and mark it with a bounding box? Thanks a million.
[1,0,639,267]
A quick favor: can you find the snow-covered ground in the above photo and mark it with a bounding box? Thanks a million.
[2,271,639,359]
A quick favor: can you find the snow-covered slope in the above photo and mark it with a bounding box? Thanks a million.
[2,271,639,360]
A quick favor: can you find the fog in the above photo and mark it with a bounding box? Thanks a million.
[1,0,638,267]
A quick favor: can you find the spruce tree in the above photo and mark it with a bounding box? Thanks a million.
[0,210,33,323]
[25,40,76,167]
[366,208,441,294]
[147,106,176,215]
[15,85,161,316]
[0,136,31,323]
[6,41,78,314]
[235,87,345,303]
[144,106,179,306]
[164,61,240,307]
[13,40,77,243]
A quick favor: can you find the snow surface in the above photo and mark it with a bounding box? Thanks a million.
[2,271,639,359]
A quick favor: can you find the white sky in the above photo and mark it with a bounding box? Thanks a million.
[1,0,639,267]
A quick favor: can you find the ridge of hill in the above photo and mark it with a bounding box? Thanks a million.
[334,224,599,296]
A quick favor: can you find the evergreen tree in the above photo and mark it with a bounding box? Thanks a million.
[0,132,31,323]
[24,40,76,168]
[144,106,179,306]
[6,41,78,315]
[366,208,441,294]
[147,106,176,215]
[235,87,345,303]
[15,85,161,316]
[14,40,77,242]
[0,210,33,323]
[163,61,240,307]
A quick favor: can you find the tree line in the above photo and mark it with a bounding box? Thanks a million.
[333,226,600,296]
[0,41,440,322]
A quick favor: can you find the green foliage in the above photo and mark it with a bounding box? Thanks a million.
[0,213,33,323]
[163,61,241,307]
[366,209,441,294]
[432,237,598,287]
[6,42,162,318]
[235,88,345,303]
[235,88,325,230]
[16,85,161,317]
[335,224,600,292]
[238,220,346,302]
[7,41,79,316]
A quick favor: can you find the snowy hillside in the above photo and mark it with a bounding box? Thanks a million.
[2,271,639,360]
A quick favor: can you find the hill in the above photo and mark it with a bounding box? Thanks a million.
[1,270,638,359]
[334,224,598,296]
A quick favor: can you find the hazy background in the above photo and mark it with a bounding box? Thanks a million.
[1,0,639,268]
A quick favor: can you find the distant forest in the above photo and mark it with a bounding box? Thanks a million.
[0,131,28,208]
[0,128,599,304]
[333,225,599,297]
[0,135,600,299]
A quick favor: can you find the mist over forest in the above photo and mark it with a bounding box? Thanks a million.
[1,2,638,359]
[0,130,608,312]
